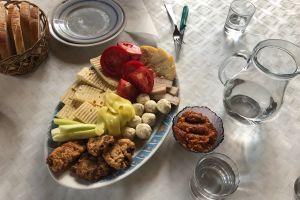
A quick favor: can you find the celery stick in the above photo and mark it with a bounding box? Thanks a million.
[95,123,105,136]
[54,118,81,125]
[52,134,70,142]
[51,128,61,137]
[73,129,96,135]
[52,129,97,142]
[59,124,96,133]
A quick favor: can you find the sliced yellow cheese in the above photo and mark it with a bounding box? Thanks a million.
[77,67,116,91]
[140,46,176,80]
[74,101,98,124]
[90,56,119,88]
[140,45,160,65]
[71,99,83,109]
[74,85,105,107]
[56,104,77,120]
[60,81,82,105]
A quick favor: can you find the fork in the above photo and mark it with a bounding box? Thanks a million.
[164,4,182,57]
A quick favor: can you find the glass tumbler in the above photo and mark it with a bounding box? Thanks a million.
[190,153,240,200]
[224,0,256,37]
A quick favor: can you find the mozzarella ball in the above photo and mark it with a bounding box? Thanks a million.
[123,127,136,140]
[128,115,142,128]
[142,113,156,127]
[136,93,150,105]
[136,123,152,139]
[144,100,157,113]
[157,99,172,114]
[133,103,144,117]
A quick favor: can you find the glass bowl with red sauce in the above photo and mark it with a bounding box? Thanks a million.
[172,106,224,153]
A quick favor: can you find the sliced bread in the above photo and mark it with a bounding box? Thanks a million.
[29,6,39,47]
[7,4,16,54]
[11,7,25,54]
[0,3,12,59]
[19,2,30,49]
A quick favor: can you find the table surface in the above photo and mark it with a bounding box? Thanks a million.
[1,0,300,199]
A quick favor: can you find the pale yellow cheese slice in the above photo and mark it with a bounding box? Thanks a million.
[90,56,119,88]
[74,101,98,124]
[60,81,82,105]
[73,85,105,107]
[140,46,176,80]
[56,104,77,120]
[77,67,116,91]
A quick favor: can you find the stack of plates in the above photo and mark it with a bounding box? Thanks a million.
[49,0,126,47]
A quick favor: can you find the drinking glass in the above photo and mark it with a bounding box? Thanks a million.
[190,153,239,200]
[224,0,255,37]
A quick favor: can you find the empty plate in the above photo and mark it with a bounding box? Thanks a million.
[51,0,125,45]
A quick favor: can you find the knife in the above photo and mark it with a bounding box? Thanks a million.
[179,5,189,41]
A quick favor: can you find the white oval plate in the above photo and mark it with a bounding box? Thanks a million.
[45,79,179,189]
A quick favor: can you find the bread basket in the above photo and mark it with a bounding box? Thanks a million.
[0,0,49,75]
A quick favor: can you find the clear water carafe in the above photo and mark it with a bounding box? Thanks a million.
[219,39,300,124]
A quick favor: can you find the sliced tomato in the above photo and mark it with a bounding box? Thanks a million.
[100,46,130,78]
[122,60,144,81]
[128,66,154,94]
[117,42,142,60]
[116,79,139,101]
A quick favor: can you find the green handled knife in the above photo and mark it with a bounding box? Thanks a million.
[180,5,189,32]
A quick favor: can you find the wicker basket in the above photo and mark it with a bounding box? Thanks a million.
[0,0,49,75]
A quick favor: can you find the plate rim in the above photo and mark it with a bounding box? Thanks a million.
[49,0,126,47]
[51,0,125,44]
[44,77,180,189]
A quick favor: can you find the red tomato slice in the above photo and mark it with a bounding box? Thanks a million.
[128,66,154,94]
[122,60,144,81]
[100,46,130,78]
[116,79,139,101]
[117,42,142,60]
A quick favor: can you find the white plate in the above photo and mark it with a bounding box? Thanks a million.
[49,0,126,47]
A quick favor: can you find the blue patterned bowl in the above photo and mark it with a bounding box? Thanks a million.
[172,106,224,153]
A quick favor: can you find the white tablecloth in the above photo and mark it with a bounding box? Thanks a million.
[1,0,300,199]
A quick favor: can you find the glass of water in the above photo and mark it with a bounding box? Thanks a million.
[190,153,239,200]
[224,0,255,37]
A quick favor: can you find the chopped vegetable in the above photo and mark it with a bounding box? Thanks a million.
[105,92,134,114]
[95,123,105,136]
[122,60,143,81]
[117,42,142,60]
[118,103,136,127]
[128,66,154,93]
[51,128,61,137]
[54,118,81,125]
[59,124,96,133]
[100,46,130,78]
[96,107,107,136]
[52,129,98,142]
[116,79,139,101]
[97,92,135,135]
[105,110,121,136]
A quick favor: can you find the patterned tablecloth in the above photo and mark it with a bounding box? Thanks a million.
[1,0,300,199]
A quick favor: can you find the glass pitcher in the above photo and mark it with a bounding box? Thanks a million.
[219,39,300,124]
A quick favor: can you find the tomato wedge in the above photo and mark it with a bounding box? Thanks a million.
[100,46,130,78]
[128,66,154,94]
[117,42,142,60]
[122,60,144,81]
[116,79,139,101]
